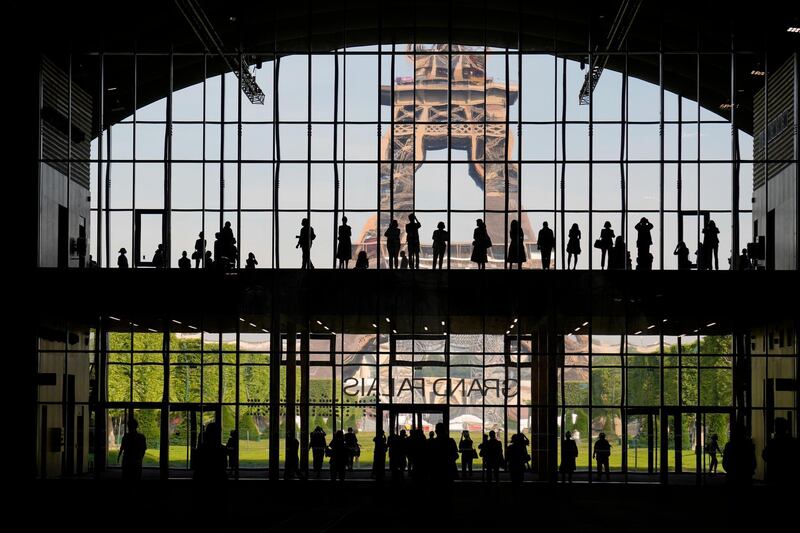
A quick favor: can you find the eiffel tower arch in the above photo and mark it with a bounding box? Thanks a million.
[355,45,539,268]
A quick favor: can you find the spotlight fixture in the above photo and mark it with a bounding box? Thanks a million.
[249,322,257,328]
[424,326,428,331]
[513,318,518,323]
[261,329,269,333]
[787,27,800,33]
[316,320,322,325]
[188,325,197,330]
[441,321,445,326]
[706,322,716,327]
[582,322,589,327]
[647,325,655,330]
[385,317,391,323]
[109,316,120,321]
[634,330,642,335]
[372,323,377,328]
[172,319,182,325]
[750,69,766,76]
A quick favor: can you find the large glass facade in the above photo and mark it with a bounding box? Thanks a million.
[35,7,797,483]
[80,46,755,271]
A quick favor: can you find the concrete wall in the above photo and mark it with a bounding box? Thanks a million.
[37,335,92,478]
[38,163,91,268]
[752,163,798,270]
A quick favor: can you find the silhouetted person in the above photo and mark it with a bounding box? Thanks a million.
[459,430,475,477]
[507,433,530,484]
[674,241,692,270]
[408,429,427,479]
[722,422,755,485]
[221,221,237,268]
[567,223,581,270]
[626,251,633,270]
[178,251,191,270]
[636,252,653,271]
[372,429,387,481]
[560,431,578,483]
[193,422,228,480]
[336,216,352,269]
[117,418,146,480]
[117,248,129,269]
[213,232,225,270]
[705,433,721,474]
[429,422,459,482]
[432,222,449,269]
[245,252,258,269]
[284,433,304,480]
[399,251,409,269]
[88,255,98,268]
[695,242,706,271]
[471,219,492,269]
[354,250,368,269]
[385,220,401,269]
[297,218,316,269]
[537,221,555,270]
[481,430,504,482]
[507,219,526,269]
[406,214,421,269]
[599,221,615,270]
[702,220,720,270]
[226,430,238,474]
[762,417,798,486]
[429,431,436,441]
[608,237,624,270]
[76,226,87,268]
[193,231,206,268]
[344,427,360,471]
[310,426,327,477]
[593,432,611,481]
[388,429,408,481]
[204,250,214,269]
[737,248,752,270]
[152,244,165,269]
[328,430,348,481]
[635,217,653,268]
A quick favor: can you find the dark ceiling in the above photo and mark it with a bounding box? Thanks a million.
[36,0,799,135]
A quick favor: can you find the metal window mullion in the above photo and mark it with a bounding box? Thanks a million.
[98,52,104,267]
[659,38,665,270]
[133,53,138,269]
[238,53,243,269]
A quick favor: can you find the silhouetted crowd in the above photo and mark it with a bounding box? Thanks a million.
[111,216,761,271]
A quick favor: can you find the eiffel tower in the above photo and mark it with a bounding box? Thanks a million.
[354,44,538,268]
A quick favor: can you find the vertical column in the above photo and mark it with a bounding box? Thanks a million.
[94,318,107,475]
[300,328,310,474]
[268,326,282,480]
[284,323,297,476]
[532,329,557,481]
[159,321,170,479]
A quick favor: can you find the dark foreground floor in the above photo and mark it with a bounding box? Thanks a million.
[20,480,789,532]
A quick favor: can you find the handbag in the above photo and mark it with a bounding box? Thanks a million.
[593,239,604,250]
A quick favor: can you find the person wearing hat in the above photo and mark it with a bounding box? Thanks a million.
[117,248,129,269]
